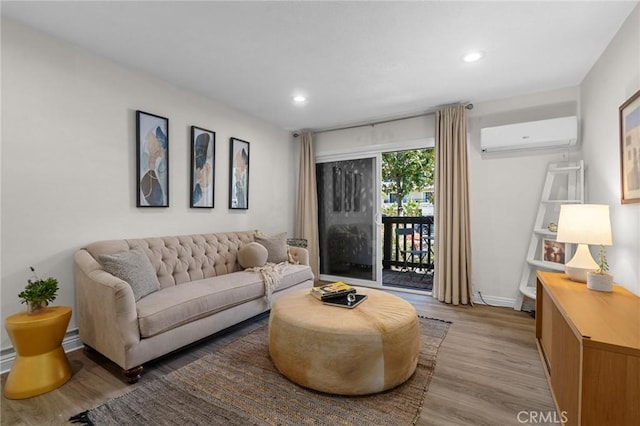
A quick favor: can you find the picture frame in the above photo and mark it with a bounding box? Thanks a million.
[542,239,566,264]
[619,89,640,204]
[190,126,215,208]
[136,110,169,207]
[229,138,250,209]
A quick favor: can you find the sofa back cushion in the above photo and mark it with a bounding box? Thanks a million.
[85,231,256,288]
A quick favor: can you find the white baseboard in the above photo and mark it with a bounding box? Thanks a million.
[472,292,516,308]
[1,329,83,374]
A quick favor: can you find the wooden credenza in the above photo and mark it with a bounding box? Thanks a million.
[536,271,640,425]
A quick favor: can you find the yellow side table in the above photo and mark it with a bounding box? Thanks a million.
[4,306,72,399]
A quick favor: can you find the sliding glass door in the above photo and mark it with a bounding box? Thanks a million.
[316,157,379,285]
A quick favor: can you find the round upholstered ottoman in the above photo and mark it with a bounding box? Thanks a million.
[268,287,420,395]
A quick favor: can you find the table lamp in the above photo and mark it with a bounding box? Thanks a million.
[555,204,612,282]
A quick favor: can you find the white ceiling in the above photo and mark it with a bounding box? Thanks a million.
[2,1,637,131]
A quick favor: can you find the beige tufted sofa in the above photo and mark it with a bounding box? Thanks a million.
[74,230,313,383]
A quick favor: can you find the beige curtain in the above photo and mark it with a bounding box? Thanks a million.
[295,132,320,278]
[433,105,473,305]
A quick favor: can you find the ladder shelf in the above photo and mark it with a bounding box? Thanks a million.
[533,228,558,237]
[527,259,565,272]
[514,160,584,311]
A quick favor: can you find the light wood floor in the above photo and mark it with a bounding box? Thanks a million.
[1,291,556,425]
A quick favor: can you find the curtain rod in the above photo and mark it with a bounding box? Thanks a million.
[293,103,473,137]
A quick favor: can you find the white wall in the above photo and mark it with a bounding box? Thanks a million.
[580,4,640,295]
[0,20,295,350]
[467,90,580,306]
[314,88,580,306]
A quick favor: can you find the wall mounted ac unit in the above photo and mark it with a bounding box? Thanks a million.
[480,116,578,153]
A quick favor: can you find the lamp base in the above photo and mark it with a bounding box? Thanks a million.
[564,244,597,282]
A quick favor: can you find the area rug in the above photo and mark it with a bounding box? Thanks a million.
[70,316,450,426]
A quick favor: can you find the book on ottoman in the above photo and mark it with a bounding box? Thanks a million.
[310,281,356,301]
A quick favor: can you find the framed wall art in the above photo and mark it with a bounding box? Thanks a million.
[190,126,215,208]
[229,137,250,209]
[619,89,640,204]
[542,239,565,264]
[136,110,169,207]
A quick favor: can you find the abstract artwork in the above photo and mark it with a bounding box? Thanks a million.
[190,126,215,208]
[229,138,249,209]
[620,89,640,204]
[136,110,169,207]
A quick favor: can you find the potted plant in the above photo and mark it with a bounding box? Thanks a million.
[586,246,613,292]
[18,267,59,314]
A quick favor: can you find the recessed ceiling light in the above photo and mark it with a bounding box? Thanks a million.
[292,95,308,104]
[463,51,484,63]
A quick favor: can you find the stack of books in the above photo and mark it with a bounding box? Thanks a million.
[310,281,356,301]
[310,282,367,309]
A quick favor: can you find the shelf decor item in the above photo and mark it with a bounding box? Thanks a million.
[136,110,169,207]
[229,137,249,209]
[556,204,612,282]
[542,239,565,264]
[190,126,215,208]
[619,89,640,204]
[18,267,59,315]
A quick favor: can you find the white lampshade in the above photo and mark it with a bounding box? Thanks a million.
[555,204,612,282]
[556,204,612,246]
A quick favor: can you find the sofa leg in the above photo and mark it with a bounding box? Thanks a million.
[123,366,143,384]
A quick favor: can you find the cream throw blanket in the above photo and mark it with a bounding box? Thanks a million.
[246,262,287,304]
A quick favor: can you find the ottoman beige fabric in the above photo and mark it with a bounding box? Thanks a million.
[268,287,420,395]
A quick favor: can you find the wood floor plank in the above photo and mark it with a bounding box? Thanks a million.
[1,292,556,425]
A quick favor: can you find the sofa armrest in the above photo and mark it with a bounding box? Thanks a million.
[288,246,309,266]
[74,249,140,369]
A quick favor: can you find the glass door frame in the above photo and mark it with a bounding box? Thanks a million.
[315,152,382,288]
[315,139,432,289]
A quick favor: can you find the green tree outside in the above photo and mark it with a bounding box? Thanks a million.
[382,149,434,215]
[402,199,422,216]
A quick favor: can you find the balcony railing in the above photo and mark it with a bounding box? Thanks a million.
[382,215,434,271]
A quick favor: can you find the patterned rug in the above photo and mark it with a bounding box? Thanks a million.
[70,317,450,426]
